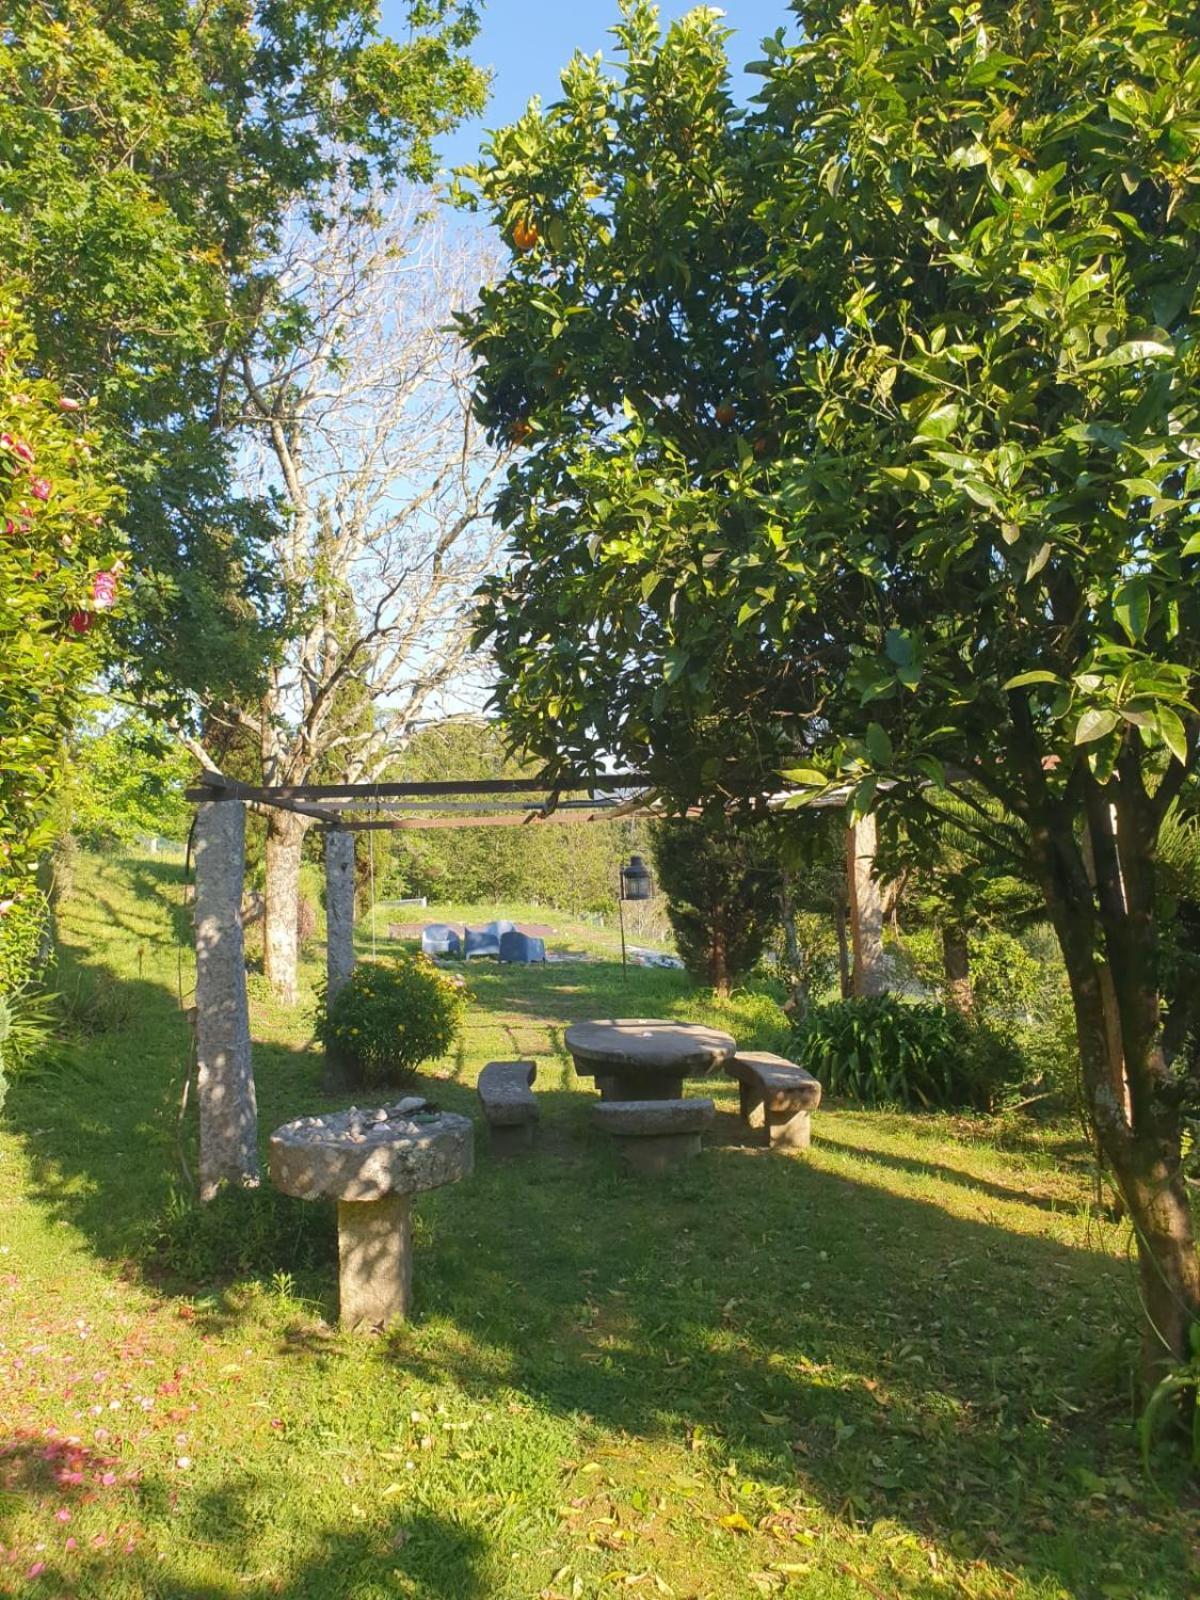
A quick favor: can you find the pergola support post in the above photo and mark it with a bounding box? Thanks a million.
[847,814,886,998]
[194,797,259,1200]
[324,829,357,1086]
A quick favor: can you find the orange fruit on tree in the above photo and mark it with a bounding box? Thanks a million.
[715,400,736,427]
[512,218,539,252]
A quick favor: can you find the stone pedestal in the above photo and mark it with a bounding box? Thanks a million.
[337,1194,412,1330]
[269,1103,472,1332]
[489,1121,537,1158]
[600,1072,684,1102]
[611,1131,703,1173]
[739,1088,812,1149]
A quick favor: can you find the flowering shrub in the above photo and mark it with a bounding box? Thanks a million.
[0,293,123,983]
[315,955,467,1089]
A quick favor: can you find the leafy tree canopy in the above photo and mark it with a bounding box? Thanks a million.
[457,0,1200,1376]
[1,0,488,711]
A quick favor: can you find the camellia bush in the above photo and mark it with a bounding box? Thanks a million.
[315,956,467,1090]
[0,294,123,988]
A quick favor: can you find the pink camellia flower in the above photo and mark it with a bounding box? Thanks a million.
[0,432,34,462]
[29,476,51,501]
[68,610,96,636]
[91,570,118,610]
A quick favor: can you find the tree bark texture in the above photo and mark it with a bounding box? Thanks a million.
[193,799,259,1200]
[264,808,308,1006]
[1016,745,1200,1387]
[710,918,731,998]
[847,816,886,998]
[941,923,974,1018]
[835,904,851,999]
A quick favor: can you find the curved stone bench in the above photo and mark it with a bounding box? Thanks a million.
[591,1097,715,1173]
[269,1100,473,1331]
[730,1052,822,1150]
[477,1060,539,1156]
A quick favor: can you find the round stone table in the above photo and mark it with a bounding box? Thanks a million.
[269,1098,472,1332]
[565,1019,736,1102]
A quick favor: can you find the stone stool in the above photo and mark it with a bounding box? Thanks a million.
[591,1098,715,1173]
[269,1099,472,1332]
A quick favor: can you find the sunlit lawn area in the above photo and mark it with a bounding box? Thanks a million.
[1,852,1196,1598]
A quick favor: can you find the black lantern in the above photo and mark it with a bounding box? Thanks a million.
[620,854,653,902]
[618,854,653,979]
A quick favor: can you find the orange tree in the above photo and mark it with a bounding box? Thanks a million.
[457,0,1200,1384]
[0,297,122,982]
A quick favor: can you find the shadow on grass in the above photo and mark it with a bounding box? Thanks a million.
[8,869,1190,1599]
[813,1131,1091,1216]
[0,1433,489,1597]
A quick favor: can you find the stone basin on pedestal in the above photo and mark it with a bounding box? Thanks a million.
[269,1099,472,1332]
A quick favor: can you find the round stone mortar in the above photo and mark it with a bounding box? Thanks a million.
[269,1100,473,1331]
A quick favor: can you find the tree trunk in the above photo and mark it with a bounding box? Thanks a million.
[847,816,886,997]
[1032,804,1200,1390]
[941,923,974,1018]
[710,919,731,998]
[193,798,259,1199]
[834,904,851,999]
[780,869,803,1011]
[264,809,307,1006]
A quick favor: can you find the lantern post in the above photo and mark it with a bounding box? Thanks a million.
[618,854,654,979]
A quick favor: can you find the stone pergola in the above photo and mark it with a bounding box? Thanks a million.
[186,769,885,1202]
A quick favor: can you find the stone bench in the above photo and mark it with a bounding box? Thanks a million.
[730,1052,821,1150]
[591,1098,715,1173]
[477,1060,539,1156]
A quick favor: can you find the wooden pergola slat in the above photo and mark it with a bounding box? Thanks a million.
[185,773,652,805]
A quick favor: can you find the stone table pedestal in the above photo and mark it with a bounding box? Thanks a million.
[269,1100,472,1332]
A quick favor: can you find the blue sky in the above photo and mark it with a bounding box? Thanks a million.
[380,1,796,174]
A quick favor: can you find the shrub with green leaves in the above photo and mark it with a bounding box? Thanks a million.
[1,293,123,961]
[315,956,466,1090]
[792,995,1020,1111]
[0,986,58,1115]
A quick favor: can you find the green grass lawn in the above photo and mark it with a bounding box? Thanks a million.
[0,851,1196,1598]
